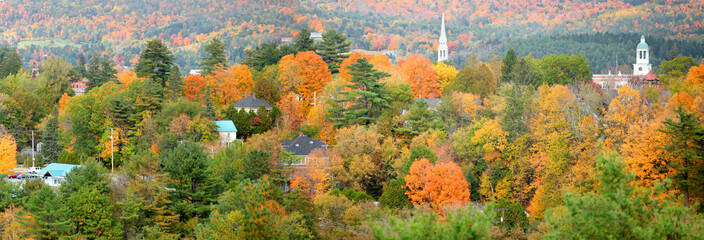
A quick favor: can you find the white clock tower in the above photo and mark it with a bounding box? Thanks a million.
[633,35,652,76]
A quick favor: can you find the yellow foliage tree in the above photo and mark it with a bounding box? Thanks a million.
[432,61,458,90]
[604,85,648,148]
[0,133,17,174]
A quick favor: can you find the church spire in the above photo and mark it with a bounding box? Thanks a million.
[438,13,449,62]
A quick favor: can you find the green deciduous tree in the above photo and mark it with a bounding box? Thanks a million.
[66,187,123,239]
[37,58,76,106]
[329,57,391,128]
[446,63,496,98]
[539,54,591,85]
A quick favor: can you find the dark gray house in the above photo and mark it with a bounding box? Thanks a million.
[281,134,328,166]
[231,96,273,113]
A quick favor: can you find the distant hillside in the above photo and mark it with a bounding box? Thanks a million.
[0,0,702,72]
[486,33,704,74]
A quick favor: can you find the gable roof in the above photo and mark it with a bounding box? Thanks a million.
[38,163,81,178]
[281,134,328,156]
[214,120,238,132]
[231,96,273,109]
[643,71,660,81]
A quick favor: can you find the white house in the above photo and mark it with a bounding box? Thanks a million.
[37,163,81,187]
[214,120,238,145]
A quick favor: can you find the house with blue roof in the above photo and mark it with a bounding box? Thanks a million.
[37,163,81,187]
[214,120,238,145]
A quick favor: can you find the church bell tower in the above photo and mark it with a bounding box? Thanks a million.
[437,14,448,62]
[633,35,652,76]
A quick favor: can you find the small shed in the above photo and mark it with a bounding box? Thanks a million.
[215,120,238,144]
[37,163,81,187]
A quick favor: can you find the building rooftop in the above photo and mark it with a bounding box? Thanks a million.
[231,96,273,109]
[214,120,238,132]
[637,35,648,50]
[37,163,81,178]
[282,134,328,156]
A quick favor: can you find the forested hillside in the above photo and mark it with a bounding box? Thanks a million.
[1,29,704,237]
[1,0,703,72]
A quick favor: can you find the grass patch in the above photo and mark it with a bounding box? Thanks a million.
[17,39,82,49]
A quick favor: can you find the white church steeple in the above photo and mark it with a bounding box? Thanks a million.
[633,35,652,76]
[437,13,449,62]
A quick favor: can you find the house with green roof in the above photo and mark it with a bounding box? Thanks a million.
[215,120,238,145]
[37,163,81,187]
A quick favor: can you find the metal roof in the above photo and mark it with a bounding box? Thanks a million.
[37,163,81,178]
[214,120,238,132]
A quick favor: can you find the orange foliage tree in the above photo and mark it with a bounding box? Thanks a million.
[0,132,17,174]
[400,54,440,98]
[117,70,138,88]
[278,92,305,131]
[290,149,331,197]
[405,158,470,209]
[294,51,331,103]
[278,52,332,103]
[206,65,253,108]
[183,74,208,102]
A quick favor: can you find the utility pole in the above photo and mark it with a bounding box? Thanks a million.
[31,130,35,169]
[110,128,114,174]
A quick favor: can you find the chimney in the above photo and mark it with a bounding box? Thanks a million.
[218,116,221,121]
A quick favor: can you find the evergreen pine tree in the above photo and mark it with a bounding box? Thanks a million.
[329,58,391,128]
[166,65,183,100]
[200,38,228,75]
[21,185,73,239]
[316,30,351,74]
[668,44,679,60]
[86,56,117,92]
[135,40,175,91]
[294,28,315,53]
[41,109,62,163]
[501,48,517,83]
[659,107,704,208]
[0,46,22,79]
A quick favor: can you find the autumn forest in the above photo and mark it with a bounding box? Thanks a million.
[1,0,704,239]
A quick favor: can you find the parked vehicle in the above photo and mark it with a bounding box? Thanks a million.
[8,172,21,179]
